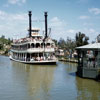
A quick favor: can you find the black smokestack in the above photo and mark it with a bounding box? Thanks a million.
[44,12,48,38]
[28,11,32,37]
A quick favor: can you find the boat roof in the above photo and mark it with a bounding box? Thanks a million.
[28,28,40,31]
[31,33,42,37]
[76,42,100,50]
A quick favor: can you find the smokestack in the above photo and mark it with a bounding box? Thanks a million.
[28,11,32,37]
[44,12,48,38]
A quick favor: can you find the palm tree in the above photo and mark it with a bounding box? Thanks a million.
[75,32,89,47]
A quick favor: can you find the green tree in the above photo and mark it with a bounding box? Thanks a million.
[58,38,66,49]
[75,32,89,47]
[7,38,12,45]
[0,35,12,51]
[1,35,5,39]
[53,39,58,46]
[66,37,76,52]
[0,43,3,50]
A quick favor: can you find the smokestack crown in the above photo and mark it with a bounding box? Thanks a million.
[29,11,32,16]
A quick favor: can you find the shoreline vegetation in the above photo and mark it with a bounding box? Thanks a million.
[0,35,12,56]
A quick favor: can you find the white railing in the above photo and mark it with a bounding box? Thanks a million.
[11,47,55,53]
[28,48,55,52]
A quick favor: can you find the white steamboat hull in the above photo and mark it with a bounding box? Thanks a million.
[10,56,57,65]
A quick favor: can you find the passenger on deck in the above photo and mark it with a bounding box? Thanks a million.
[40,56,43,61]
[43,56,46,60]
[37,56,40,61]
[87,50,95,68]
[31,57,34,61]
[48,56,50,60]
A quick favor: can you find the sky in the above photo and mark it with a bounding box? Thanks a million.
[0,0,100,42]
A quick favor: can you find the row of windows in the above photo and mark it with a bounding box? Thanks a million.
[12,43,54,50]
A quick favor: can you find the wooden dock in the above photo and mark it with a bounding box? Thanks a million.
[59,58,78,63]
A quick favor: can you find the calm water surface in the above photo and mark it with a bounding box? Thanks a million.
[0,55,100,100]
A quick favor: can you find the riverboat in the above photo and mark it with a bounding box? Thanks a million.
[10,11,58,64]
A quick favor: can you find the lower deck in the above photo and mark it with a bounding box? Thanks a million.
[11,51,57,61]
[10,56,57,65]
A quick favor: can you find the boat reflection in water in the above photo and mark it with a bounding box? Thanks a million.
[11,61,56,99]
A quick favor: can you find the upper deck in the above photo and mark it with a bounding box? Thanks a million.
[11,37,55,53]
[11,28,55,53]
[13,28,43,45]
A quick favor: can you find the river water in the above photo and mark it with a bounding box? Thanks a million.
[0,55,100,100]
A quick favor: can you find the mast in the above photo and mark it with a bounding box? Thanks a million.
[28,11,32,37]
[44,12,48,38]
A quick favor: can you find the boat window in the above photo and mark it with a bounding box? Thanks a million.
[41,43,45,47]
[46,43,50,46]
[36,43,40,48]
[41,43,43,47]
[28,44,30,48]
[31,43,34,48]
[46,43,51,48]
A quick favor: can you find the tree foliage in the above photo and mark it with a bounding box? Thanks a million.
[57,32,89,55]
[66,37,76,52]
[75,32,89,47]
[0,44,3,50]
[52,39,58,46]
[58,38,66,49]
[58,37,76,52]
[0,35,12,50]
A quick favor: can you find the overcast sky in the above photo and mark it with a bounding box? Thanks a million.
[0,0,100,42]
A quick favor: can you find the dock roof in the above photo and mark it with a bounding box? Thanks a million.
[76,43,100,50]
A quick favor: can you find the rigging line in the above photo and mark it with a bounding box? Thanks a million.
[32,20,45,22]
